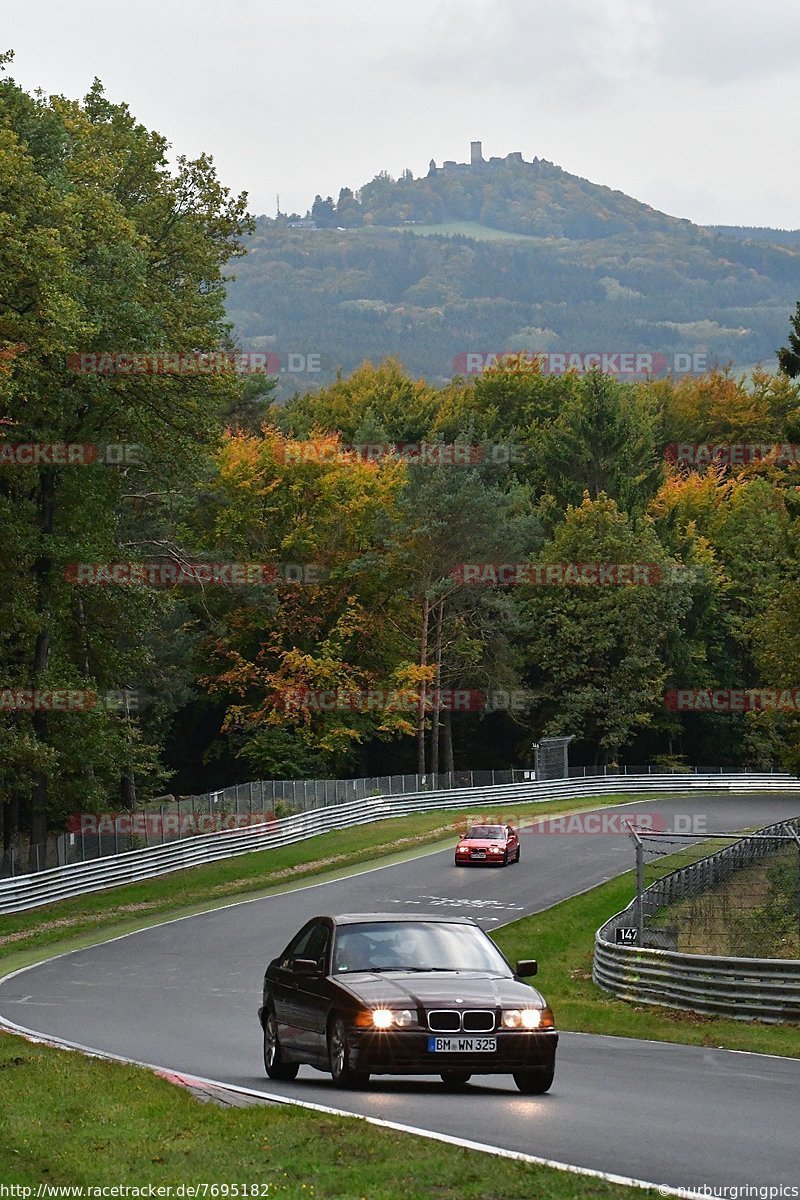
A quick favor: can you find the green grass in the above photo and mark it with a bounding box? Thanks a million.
[492,872,800,1058]
[391,220,539,242]
[2,789,797,1192]
[0,1030,658,1196]
[0,793,641,974]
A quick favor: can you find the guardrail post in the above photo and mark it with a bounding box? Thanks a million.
[784,823,800,947]
[636,839,644,943]
[624,820,645,945]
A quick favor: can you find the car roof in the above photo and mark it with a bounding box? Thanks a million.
[328,913,479,926]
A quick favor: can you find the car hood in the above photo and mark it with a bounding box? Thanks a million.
[336,970,547,1009]
[458,839,506,849]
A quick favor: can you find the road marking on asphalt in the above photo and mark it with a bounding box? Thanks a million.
[389,896,525,910]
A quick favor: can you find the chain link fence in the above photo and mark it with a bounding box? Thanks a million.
[1,768,537,876]
[1,762,788,877]
[615,819,800,957]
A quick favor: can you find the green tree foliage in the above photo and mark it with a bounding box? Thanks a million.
[519,496,691,763]
[0,58,252,865]
[778,300,800,378]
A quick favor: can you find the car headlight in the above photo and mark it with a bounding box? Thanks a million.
[489,845,503,853]
[502,1007,553,1029]
[370,1008,416,1029]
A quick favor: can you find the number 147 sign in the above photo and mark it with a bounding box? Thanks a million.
[615,927,639,945]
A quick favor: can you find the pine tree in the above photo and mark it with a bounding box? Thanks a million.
[778,301,800,377]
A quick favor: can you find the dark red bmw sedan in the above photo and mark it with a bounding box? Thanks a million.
[455,822,520,867]
[259,913,557,1093]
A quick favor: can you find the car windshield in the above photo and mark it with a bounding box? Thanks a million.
[465,825,504,839]
[332,920,513,975]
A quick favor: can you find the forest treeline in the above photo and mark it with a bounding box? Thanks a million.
[2,61,800,867]
[228,211,800,395]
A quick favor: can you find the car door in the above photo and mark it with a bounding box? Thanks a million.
[290,920,332,1058]
[506,824,519,857]
[270,920,325,1052]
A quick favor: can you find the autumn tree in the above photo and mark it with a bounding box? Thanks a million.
[0,59,252,866]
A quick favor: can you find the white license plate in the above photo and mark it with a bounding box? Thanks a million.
[471,852,486,859]
[427,1036,496,1053]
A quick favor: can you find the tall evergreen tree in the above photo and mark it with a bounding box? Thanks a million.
[778,301,800,378]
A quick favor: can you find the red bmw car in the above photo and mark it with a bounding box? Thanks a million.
[455,822,520,867]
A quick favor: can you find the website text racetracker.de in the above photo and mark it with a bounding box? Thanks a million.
[468,811,709,835]
[451,562,662,585]
[275,687,532,713]
[453,351,708,376]
[67,350,319,376]
[66,812,281,836]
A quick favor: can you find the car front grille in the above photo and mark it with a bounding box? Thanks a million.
[427,1009,496,1033]
[462,1009,495,1033]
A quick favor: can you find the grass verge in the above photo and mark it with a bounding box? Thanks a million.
[0,1029,659,1196]
[0,792,641,973]
[2,790,798,1191]
[492,871,800,1058]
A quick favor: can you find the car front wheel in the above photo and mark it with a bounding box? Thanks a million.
[263,1009,299,1081]
[328,1015,370,1088]
[513,1065,554,1094]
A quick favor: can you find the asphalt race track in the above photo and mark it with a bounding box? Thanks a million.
[3,795,800,1192]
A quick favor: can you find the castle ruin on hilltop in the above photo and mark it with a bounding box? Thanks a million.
[427,141,538,176]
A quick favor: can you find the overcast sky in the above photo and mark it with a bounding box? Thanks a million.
[5,0,800,228]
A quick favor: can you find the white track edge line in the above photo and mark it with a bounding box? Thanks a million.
[0,1013,706,1198]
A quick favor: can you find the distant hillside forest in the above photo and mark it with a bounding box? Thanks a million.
[708,226,800,247]
[226,152,800,397]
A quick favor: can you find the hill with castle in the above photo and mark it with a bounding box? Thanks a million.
[225,143,800,395]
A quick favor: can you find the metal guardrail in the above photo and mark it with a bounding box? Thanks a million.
[2,772,799,916]
[593,816,800,1022]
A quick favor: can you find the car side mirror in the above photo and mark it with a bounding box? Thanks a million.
[516,959,538,976]
[292,957,321,976]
